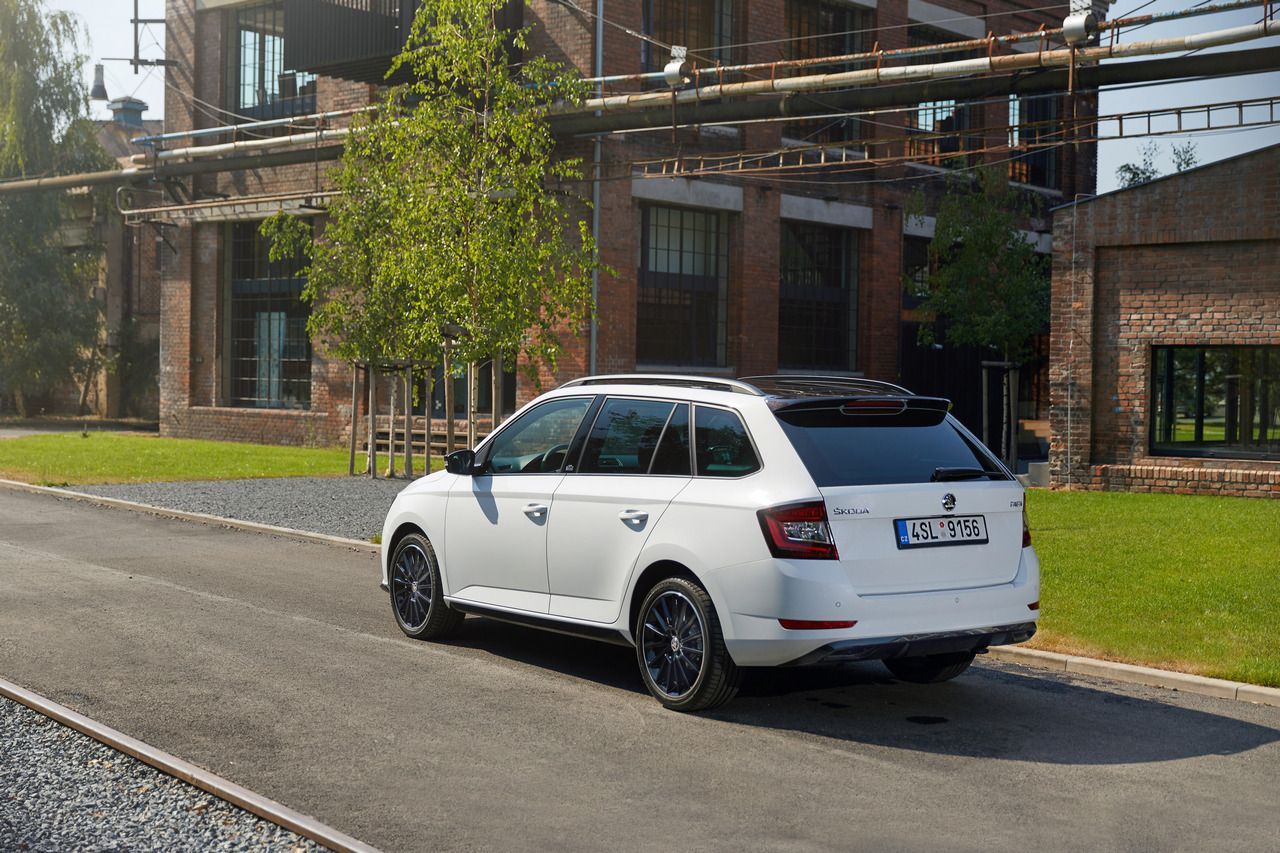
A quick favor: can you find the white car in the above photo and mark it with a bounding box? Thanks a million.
[380,374,1039,711]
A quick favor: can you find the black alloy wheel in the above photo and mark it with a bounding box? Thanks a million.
[390,533,464,640]
[636,576,740,711]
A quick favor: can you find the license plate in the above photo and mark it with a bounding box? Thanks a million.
[894,515,988,549]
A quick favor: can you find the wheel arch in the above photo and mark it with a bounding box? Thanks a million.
[627,559,700,637]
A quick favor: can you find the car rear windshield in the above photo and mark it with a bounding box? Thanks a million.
[776,408,1007,487]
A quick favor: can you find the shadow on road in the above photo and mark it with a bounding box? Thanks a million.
[453,617,1280,766]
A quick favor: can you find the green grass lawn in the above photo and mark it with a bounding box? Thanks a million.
[0,432,359,485]
[1028,489,1280,686]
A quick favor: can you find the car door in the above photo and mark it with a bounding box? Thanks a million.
[444,395,595,613]
[547,399,693,623]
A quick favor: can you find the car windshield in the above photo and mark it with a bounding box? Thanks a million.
[776,409,1006,487]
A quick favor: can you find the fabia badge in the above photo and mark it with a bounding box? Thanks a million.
[942,493,957,512]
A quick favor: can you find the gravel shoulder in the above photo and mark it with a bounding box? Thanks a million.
[0,696,319,852]
[77,477,412,542]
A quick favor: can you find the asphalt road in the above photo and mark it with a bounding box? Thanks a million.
[1,489,1278,852]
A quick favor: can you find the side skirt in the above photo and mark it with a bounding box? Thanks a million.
[447,600,634,648]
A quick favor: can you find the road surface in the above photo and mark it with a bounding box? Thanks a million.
[1,488,1277,851]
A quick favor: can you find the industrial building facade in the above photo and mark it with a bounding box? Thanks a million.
[1049,144,1280,497]
[157,0,1102,448]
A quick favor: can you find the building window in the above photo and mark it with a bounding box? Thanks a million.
[778,221,858,371]
[783,0,873,144]
[637,205,729,367]
[902,235,931,309]
[1008,94,1062,190]
[1151,346,1279,460]
[233,1,317,121]
[228,222,311,409]
[904,25,978,166]
[642,0,735,71]
[417,362,518,418]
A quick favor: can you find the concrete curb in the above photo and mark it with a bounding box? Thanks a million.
[988,646,1280,708]
[5,478,1276,710]
[0,676,381,853]
[0,479,378,554]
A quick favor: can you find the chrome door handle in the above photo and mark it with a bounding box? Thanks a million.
[618,509,649,523]
[524,503,549,519]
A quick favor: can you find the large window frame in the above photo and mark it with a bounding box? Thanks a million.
[231,1,317,121]
[1150,345,1279,461]
[904,24,979,167]
[782,0,874,144]
[642,0,735,72]
[778,221,859,372]
[1008,93,1062,191]
[636,204,730,368]
[226,222,312,410]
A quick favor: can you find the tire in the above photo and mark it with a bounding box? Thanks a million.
[883,651,976,684]
[635,577,741,712]
[389,533,464,641]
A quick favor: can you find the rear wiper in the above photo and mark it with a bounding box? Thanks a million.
[931,467,989,482]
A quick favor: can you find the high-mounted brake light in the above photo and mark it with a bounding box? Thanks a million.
[839,399,907,416]
[779,619,857,630]
[757,500,839,560]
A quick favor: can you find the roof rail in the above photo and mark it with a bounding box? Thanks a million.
[558,374,763,395]
[739,375,914,397]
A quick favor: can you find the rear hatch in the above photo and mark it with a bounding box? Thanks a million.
[774,397,1024,595]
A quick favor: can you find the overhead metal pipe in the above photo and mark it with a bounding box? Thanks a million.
[558,17,1279,116]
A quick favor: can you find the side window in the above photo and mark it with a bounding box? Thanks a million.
[484,397,592,474]
[649,403,691,476]
[579,398,676,474]
[694,406,760,477]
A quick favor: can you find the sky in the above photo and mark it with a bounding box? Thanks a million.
[50,0,1280,193]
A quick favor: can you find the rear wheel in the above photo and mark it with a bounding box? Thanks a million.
[636,577,740,712]
[883,651,975,684]
[390,533,464,640]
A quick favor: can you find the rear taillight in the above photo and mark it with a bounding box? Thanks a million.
[1022,506,1032,548]
[757,500,839,560]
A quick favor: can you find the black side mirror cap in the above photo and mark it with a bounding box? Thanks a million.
[445,449,477,476]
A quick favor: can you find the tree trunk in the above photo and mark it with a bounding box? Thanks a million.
[385,371,397,478]
[403,366,414,478]
[77,346,99,416]
[491,352,503,431]
[348,363,359,476]
[444,349,455,454]
[467,361,478,449]
[367,365,377,479]
[1008,366,1021,474]
[1000,364,1010,465]
[423,368,433,474]
[981,365,990,450]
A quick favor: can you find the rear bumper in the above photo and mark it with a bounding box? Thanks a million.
[780,621,1036,667]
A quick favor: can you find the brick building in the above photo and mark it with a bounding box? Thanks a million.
[1049,143,1280,497]
[157,0,1104,448]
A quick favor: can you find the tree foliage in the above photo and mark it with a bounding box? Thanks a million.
[1116,140,1199,189]
[0,0,114,413]
[264,0,603,377]
[913,167,1049,364]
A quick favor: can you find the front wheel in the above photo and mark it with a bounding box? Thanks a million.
[883,651,975,684]
[389,533,464,640]
[636,577,741,712]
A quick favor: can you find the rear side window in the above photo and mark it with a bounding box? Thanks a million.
[579,398,676,474]
[776,409,1004,486]
[694,406,760,477]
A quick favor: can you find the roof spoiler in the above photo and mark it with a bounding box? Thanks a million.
[770,395,953,425]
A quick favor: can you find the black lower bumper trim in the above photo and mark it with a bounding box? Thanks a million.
[783,621,1037,667]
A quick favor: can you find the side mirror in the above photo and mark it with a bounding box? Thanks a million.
[445,449,477,476]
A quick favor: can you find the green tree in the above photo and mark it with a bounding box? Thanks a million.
[265,0,602,382]
[1116,140,1199,188]
[912,167,1049,464]
[0,0,114,415]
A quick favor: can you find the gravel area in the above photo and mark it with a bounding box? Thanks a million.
[78,476,414,541]
[0,696,321,852]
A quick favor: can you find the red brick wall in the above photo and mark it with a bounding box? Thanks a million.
[1049,144,1280,497]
